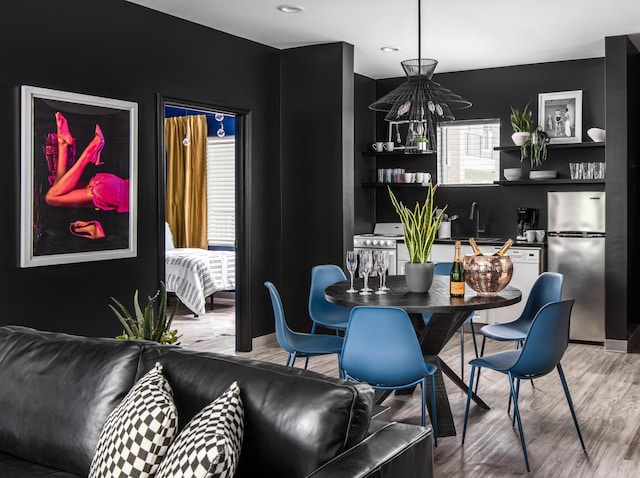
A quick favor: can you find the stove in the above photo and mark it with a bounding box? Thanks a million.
[353,223,404,274]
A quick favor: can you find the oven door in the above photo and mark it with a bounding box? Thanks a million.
[353,247,397,277]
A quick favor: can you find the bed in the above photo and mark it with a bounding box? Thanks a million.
[164,223,236,315]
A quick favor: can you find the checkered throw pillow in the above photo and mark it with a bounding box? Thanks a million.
[88,363,178,478]
[155,381,244,478]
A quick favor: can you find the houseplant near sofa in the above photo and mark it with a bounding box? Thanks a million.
[389,184,446,293]
[110,281,180,345]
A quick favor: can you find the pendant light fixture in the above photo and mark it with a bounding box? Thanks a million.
[369,0,471,152]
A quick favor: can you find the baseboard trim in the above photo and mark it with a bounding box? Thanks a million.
[252,332,276,349]
[605,338,628,353]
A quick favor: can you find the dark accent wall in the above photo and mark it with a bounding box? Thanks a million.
[605,36,640,341]
[356,54,639,343]
[1,0,281,342]
[368,59,605,239]
[280,43,355,331]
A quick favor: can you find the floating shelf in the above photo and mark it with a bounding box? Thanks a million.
[362,182,429,188]
[494,179,605,185]
[361,151,436,157]
[494,142,604,152]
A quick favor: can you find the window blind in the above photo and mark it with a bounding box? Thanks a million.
[206,137,236,247]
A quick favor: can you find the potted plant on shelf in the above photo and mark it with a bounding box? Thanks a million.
[522,125,551,166]
[109,281,180,345]
[416,136,429,152]
[510,101,533,147]
[389,184,446,293]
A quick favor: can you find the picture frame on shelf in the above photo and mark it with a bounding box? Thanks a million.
[538,90,582,144]
[20,85,138,267]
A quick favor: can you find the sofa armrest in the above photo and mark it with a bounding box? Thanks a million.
[306,421,434,478]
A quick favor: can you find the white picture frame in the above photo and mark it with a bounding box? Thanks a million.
[20,85,138,267]
[538,90,582,144]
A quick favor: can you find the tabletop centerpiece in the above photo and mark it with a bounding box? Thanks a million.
[389,183,446,293]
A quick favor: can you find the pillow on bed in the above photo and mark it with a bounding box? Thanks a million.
[165,222,175,250]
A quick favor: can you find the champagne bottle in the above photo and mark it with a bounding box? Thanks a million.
[468,237,483,256]
[450,241,465,297]
[494,238,514,256]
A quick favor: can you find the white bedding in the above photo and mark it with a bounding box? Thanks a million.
[165,248,236,315]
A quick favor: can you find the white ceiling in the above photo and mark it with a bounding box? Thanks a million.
[127,0,640,79]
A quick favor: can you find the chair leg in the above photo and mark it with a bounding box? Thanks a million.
[557,364,587,451]
[511,378,521,426]
[429,374,438,448]
[469,319,479,359]
[290,352,298,368]
[474,336,487,394]
[460,326,465,381]
[310,322,317,334]
[508,372,530,473]
[462,365,476,445]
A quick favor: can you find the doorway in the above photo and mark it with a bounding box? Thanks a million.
[158,95,251,351]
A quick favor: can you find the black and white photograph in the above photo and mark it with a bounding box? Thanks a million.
[538,90,583,144]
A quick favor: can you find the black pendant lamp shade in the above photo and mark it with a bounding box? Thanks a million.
[369,0,471,123]
[369,58,471,122]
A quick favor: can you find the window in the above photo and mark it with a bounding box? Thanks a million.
[437,119,500,185]
[206,137,235,247]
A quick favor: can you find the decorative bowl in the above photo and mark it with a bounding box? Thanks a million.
[503,168,522,181]
[529,170,557,180]
[463,255,513,296]
[587,127,606,142]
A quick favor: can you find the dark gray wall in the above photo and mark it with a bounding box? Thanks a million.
[1,0,281,344]
[280,43,355,331]
[605,36,640,341]
[357,55,638,343]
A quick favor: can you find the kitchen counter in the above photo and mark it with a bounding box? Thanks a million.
[431,237,546,248]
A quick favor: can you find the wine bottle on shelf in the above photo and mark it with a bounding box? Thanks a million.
[450,241,465,297]
[468,237,483,256]
[493,238,514,256]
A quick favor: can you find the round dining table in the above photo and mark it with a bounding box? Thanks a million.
[325,274,521,438]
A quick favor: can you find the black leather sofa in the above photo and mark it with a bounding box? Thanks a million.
[0,325,434,477]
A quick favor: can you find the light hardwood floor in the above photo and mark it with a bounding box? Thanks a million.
[175,311,640,477]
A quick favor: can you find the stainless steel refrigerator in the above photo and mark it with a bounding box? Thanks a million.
[547,191,605,342]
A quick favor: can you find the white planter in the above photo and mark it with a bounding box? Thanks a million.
[511,132,530,146]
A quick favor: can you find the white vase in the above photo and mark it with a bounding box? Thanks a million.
[511,132,530,146]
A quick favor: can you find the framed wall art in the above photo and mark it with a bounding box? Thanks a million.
[20,85,138,267]
[538,90,582,144]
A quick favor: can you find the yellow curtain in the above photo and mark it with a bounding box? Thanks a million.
[164,115,208,249]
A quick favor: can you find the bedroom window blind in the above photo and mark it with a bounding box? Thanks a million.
[206,137,235,247]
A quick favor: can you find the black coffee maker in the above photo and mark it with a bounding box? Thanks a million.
[517,207,538,240]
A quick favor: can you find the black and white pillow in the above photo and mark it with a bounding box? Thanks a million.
[89,363,178,478]
[155,381,244,478]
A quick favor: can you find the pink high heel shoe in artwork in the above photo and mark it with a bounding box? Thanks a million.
[69,220,106,240]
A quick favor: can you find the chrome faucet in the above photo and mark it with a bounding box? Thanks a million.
[469,201,485,237]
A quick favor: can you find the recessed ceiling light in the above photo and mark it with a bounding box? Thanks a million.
[277,5,304,14]
[381,46,400,53]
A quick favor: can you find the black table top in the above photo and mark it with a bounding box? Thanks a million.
[325,275,521,314]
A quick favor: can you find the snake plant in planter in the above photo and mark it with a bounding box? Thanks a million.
[510,101,533,149]
[389,183,446,292]
[110,281,180,345]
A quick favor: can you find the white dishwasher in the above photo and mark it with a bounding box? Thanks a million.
[485,247,543,325]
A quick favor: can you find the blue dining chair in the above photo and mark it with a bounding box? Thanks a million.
[426,262,478,380]
[462,299,586,473]
[340,306,439,446]
[308,264,351,334]
[474,272,564,393]
[264,282,344,370]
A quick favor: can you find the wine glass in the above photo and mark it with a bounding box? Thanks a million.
[345,250,358,293]
[359,250,373,295]
[381,250,391,291]
[375,251,388,295]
